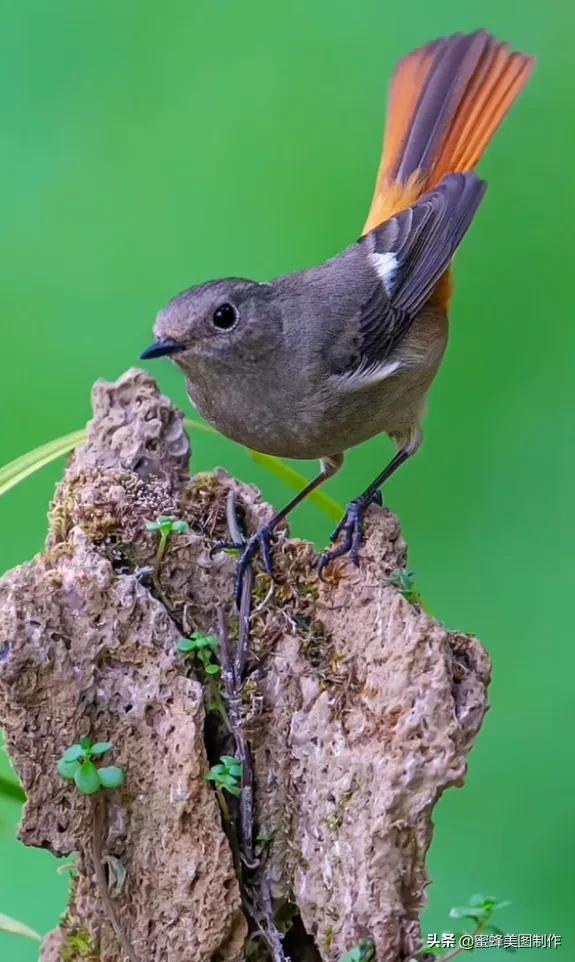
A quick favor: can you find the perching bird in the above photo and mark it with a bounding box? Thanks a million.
[141,29,535,600]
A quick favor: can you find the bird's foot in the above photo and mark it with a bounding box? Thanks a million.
[318,490,382,580]
[212,524,276,608]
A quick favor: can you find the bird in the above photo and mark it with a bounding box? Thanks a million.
[141,29,535,603]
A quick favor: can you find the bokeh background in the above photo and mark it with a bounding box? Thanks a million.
[0,0,572,959]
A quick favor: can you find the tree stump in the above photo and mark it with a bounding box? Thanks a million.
[0,370,490,962]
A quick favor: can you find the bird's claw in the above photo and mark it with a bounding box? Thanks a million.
[212,527,276,608]
[318,490,382,580]
[209,537,243,560]
[234,527,276,607]
[318,502,365,580]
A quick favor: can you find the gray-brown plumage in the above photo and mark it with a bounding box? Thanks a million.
[141,29,535,594]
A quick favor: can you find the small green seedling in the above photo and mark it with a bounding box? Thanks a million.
[449,893,510,924]
[57,739,125,796]
[146,516,189,577]
[178,633,230,727]
[146,516,189,537]
[178,632,221,679]
[340,939,375,962]
[207,756,243,797]
[424,893,512,959]
[385,569,421,607]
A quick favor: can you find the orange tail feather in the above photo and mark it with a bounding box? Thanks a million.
[364,30,535,237]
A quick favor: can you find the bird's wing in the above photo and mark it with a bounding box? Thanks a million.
[332,172,486,388]
[364,172,486,316]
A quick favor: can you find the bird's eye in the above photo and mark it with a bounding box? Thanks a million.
[212,302,238,331]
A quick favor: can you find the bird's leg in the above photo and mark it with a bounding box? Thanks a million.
[319,434,422,578]
[213,455,343,607]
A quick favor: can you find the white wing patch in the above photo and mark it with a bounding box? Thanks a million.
[333,357,404,392]
[369,251,398,293]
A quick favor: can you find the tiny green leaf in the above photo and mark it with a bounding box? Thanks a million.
[146,521,161,532]
[220,773,239,787]
[221,755,240,768]
[207,756,242,796]
[450,906,487,920]
[97,766,125,790]
[468,893,487,907]
[205,664,221,677]
[358,941,376,962]
[340,939,376,962]
[90,742,114,757]
[223,547,241,559]
[74,760,101,795]
[207,765,225,781]
[224,783,242,797]
[178,639,196,653]
[191,632,218,648]
[58,758,80,781]
[79,737,93,751]
[62,744,86,762]
[171,521,189,534]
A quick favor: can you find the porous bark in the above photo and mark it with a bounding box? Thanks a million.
[0,370,490,962]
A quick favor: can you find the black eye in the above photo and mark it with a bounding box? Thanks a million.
[212,302,238,331]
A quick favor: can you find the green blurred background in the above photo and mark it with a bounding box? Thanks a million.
[0,0,572,958]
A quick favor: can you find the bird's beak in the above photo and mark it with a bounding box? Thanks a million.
[140,338,187,360]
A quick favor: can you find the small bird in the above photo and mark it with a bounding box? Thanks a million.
[142,29,535,600]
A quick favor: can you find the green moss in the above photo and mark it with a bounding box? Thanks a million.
[61,927,99,962]
[324,927,336,951]
[50,471,122,544]
[325,788,355,832]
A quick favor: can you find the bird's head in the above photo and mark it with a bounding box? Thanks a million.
[140,278,277,375]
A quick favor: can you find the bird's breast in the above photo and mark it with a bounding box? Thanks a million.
[184,305,447,460]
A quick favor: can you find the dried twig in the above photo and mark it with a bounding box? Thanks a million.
[224,487,255,678]
[219,489,257,866]
[262,877,290,962]
[91,796,139,962]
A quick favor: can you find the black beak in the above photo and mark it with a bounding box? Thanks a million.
[140,338,187,360]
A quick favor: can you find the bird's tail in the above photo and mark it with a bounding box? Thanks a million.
[364,30,535,254]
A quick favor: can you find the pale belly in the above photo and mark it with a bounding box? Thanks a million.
[187,366,432,460]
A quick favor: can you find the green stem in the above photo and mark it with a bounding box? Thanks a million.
[215,787,231,824]
[152,531,170,593]
[208,682,232,733]
[215,788,243,880]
